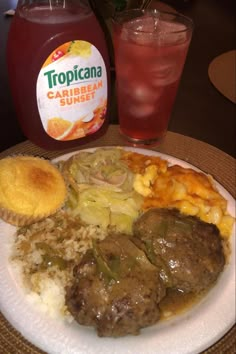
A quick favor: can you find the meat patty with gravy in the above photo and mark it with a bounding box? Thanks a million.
[65,233,166,337]
[133,208,225,293]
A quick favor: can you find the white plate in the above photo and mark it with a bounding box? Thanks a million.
[0,147,235,354]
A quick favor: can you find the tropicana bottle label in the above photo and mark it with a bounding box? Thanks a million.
[36,40,107,141]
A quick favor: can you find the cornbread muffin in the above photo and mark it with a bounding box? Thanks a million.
[0,156,67,226]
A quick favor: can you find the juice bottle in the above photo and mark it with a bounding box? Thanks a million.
[7,0,110,150]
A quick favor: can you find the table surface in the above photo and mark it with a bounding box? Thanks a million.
[0,0,235,157]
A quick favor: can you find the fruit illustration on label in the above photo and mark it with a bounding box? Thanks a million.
[46,99,106,140]
[68,41,92,57]
[37,40,107,141]
[47,117,73,140]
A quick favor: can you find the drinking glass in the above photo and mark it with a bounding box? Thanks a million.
[112,9,193,145]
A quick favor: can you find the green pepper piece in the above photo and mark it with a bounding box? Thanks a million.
[36,242,56,255]
[92,240,119,282]
[109,256,121,273]
[173,219,193,233]
[144,239,156,265]
[156,220,168,238]
[143,239,173,287]
[42,254,68,270]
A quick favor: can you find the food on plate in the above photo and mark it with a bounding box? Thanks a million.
[0,156,67,226]
[8,148,234,337]
[60,148,143,233]
[122,151,234,238]
[11,210,107,319]
[133,208,225,293]
[66,233,166,337]
[65,208,225,336]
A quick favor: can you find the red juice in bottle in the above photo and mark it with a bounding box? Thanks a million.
[7,0,110,150]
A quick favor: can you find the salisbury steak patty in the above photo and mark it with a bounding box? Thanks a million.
[133,208,225,293]
[65,233,166,337]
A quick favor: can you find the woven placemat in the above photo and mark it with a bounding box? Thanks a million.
[0,126,235,354]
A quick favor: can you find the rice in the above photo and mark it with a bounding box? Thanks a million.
[10,210,108,320]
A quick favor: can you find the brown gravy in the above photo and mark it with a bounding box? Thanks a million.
[159,287,207,320]
[159,239,230,321]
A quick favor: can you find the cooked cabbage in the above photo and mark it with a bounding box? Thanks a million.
[72,187,143,233]
[59,148,143,233]
[62,148,134,192]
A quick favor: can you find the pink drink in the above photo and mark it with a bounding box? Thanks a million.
[113,11,193,144]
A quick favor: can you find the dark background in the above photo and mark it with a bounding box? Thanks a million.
[0,0,235,156]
